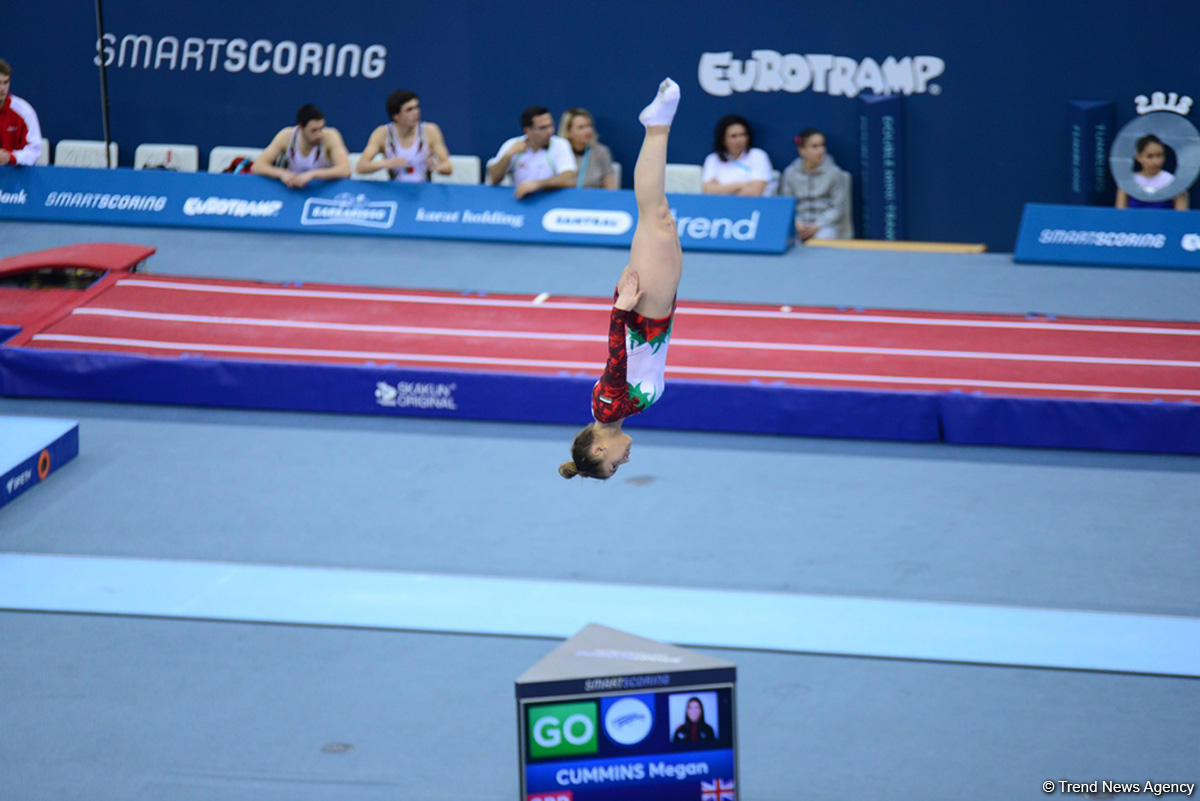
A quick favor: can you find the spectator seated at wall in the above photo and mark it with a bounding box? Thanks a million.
[355,89,452,182]
[251,104,351,188]
[701,114,771,196]
[486,105,577,199]
[779,128,852,241]
[558,107,617,189]
[0,58,43,167]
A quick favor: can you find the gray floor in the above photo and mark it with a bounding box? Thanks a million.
[2,220,1198,800]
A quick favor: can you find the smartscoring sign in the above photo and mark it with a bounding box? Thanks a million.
[0,166,795,254]
[1013,203,1200,270]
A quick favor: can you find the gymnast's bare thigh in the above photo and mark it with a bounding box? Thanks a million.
[625,214,682,319]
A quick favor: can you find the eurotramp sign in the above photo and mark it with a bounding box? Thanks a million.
[0,167,795,254]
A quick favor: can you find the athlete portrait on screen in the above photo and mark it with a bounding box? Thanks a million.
[672,697,716,743]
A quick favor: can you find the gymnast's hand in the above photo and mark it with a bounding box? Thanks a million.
[615,270,642,311]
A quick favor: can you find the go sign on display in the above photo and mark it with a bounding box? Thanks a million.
[528,702,599,758]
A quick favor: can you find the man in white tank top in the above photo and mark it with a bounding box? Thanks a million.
[356,90,452,182]
[486,106,578,198]
[252,104,351,188]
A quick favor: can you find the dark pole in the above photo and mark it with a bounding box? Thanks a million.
[94,0,113,167]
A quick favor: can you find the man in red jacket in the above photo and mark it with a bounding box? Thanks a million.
[0,59,43,167]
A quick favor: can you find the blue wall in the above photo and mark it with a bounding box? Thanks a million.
[7,0,1200,251]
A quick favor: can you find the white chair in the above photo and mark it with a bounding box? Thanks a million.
[611,161,622,188]
[349,152,389,181]
[664,163,702,194]
[134,143,199,172]
[431,154,482,185]
[54,140,119,168]
[766,168,781,197]
[37,138,50,166]
[485,156,515,187]
[207,145,263,173]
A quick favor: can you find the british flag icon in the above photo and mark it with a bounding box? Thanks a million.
[700,778,735,801]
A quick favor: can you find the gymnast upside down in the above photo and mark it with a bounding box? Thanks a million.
[559,78,682,480]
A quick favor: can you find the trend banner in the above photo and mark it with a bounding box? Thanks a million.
[1013,203,1200,270]
[0,167,795,254]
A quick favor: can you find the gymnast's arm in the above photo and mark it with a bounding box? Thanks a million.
[592,272,642,420]
[593,305,633,421]
[356,125,391,174]
[426,122,454,176]
[251,128,294,181]
[308,128,352,180]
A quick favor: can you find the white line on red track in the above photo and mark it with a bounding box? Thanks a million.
[70,307,1200,368]
[28,333,1200,396]
[113,279,1200,336]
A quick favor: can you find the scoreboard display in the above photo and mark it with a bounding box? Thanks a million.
[516,625,737,801]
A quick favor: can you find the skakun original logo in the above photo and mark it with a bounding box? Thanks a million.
[375,380,458,410]
[699,50,945,98]
[183,196,283,218]
[302,193,397,229]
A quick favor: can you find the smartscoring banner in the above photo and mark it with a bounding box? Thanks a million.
[1013,203,1200,270]
[0,167,795,254]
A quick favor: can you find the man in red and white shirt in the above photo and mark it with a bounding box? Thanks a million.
[0,59,43,167]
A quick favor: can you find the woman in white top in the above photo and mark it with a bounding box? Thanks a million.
[701,114,771,196]
[356,90,452,182]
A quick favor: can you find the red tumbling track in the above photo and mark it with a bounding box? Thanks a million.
[11,274,1200,402]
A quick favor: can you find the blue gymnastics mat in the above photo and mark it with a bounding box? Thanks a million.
[0,417,79,510]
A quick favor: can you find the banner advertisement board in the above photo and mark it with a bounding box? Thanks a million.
[1013,203,1200,270]
[0,167,794,254]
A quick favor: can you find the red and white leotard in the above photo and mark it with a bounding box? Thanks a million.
[591,300,675,423]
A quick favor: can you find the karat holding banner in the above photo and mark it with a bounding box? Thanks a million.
[0,165,794,254]
[516,624,738,801]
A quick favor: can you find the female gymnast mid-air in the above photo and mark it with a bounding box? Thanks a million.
[559,78,682,480]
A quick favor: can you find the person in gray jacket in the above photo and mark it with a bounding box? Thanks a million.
[779,128,850,242]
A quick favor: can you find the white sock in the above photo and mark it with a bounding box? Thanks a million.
[638,78,680,127]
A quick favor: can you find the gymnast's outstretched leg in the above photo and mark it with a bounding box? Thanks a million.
[625,78,683,319]
[559,78,682,481]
